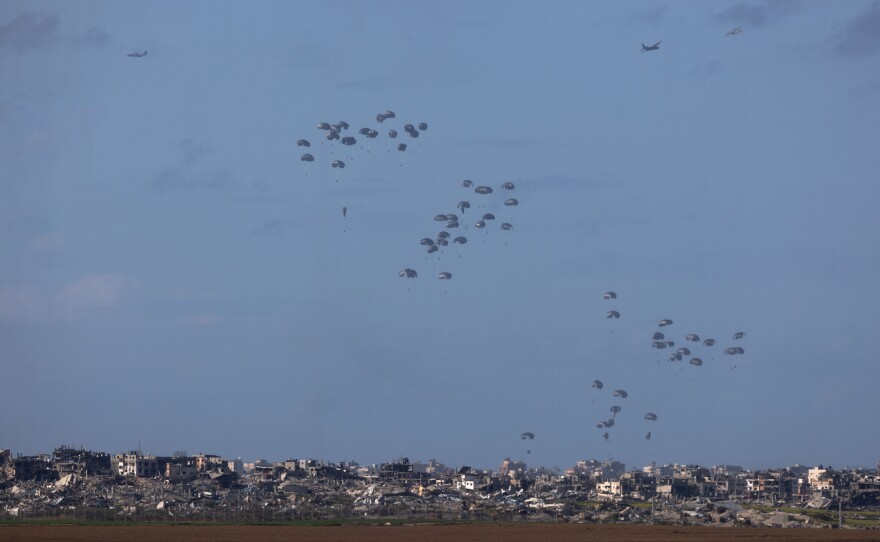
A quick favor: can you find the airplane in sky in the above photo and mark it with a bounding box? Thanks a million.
[641,41,661,52]
[726,27,743,36]
[127,50,147,58]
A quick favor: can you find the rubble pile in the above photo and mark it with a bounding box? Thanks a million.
[1,448,878,528]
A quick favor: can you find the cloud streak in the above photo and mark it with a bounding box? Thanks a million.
[0,12,59,50]
[0,274,139,323]
[713,0,801,28]
[835,2,880,57]
[149,138,242,193]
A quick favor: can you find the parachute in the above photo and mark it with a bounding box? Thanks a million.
[606,310,620,319]
[652,332,665,340]
[652,341,667,349]
[733,332,746,340]
[686,334,700,342]
[409,129,419,138]
[437,231,450,239]
[326,131,339,141]
[504,198,519,206]
[612,389,628,399]
[475,220,486,229]
[501,223,512,230]
[446,221,459,229]
[296,139,310,147]
[420,238,435,246]
[438,272,452,280]
[453,236,467,244]
[482,213,495,220]
[603,291,617,300]
[399,269,417,278]
[331,160,345,168]
[383,111,395,119]
[341,136,357,145]
[457,201,470,213]
[434,214,449,222]
[426,245,438,254]
[725,346,745,355]
[610,405,622,416]
[300,153,314,162]
[644,412,658,421]
[337,121,350,130]
[358,128,371,135]
[475,186,493,194]
[520,432,535,440]
[366,130,379,139]
[316,122,331,130]
[404,124,415,133]
[397,143,407,151]
[676,347,691,356]
[658,319,673,327]
[591,379,604,389]
[445,214,458,222]
[689,357,703,366]
[703,338,716,347]
[437,238,448,246]
[418,122,428,131]
[376,113,386,123]
[501,181,515,190]
[462,180,473,188]
[388,129,398,138]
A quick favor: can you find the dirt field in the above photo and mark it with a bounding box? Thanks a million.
[1,524,879,542]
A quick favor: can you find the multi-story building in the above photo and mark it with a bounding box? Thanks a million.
[114,452,158,477]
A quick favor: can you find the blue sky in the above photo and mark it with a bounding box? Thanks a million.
[2,0,879,471]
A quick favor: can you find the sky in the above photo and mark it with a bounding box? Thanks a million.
[1,0,879,472]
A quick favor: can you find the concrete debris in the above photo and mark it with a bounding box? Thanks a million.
[1,449,878,528]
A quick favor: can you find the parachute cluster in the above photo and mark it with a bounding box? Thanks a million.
[298,111,430,172]
[647,319,748,372]
[590,380,658,443]
[592,289,750,444]
[399,177,521,283]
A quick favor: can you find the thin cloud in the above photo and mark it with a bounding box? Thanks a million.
[178,313,221,326]
[253,217,299,236]
[75,26,111,48]
[713,0,801,28]
[632,6,668,25]
[25,233,68,268]
[691,59,724,78]
[152,168,238,192]
[149,138,242,192]
[0,274,139,323]
[0,12,59,50]
[334,76,388,91]
[835,2,880,57]
[177,137,212,168]
[58,273,139,316]
[458,137,539,149]
[517,174,614,193]
[0,284,50,323]
[285,45,332,70]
